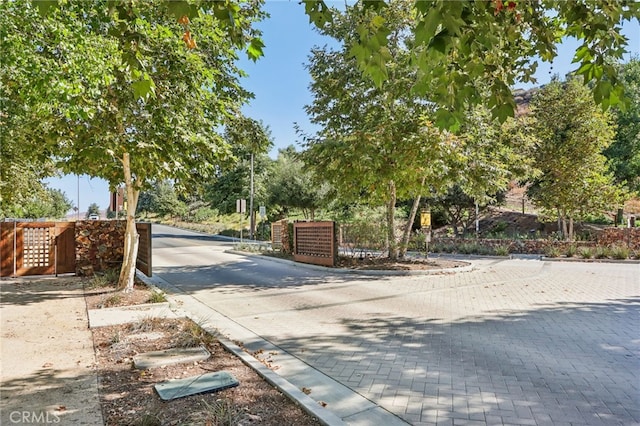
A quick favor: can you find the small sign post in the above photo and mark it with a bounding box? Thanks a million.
[420,210,431,258]
[236,199,246,242]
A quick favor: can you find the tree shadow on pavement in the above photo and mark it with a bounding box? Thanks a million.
[153,258,389,295]
[0,277,87,306]
[268,298,640,425]
[0,368,101,425]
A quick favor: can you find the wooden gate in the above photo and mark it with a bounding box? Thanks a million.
[136,222,152,277]
[293,221,337,267]
[0,222,76,277]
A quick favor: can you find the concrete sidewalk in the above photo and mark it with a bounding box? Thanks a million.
[141,272,407,425]
[0,277,103,425]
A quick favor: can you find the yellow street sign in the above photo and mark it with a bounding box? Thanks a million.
[420,211,431,228]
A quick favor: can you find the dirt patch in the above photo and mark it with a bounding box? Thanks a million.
[86,276,320,426]
[263,251,468,271]
[85,283,155,310]
[92,316,319,426]
[336,256,468,271]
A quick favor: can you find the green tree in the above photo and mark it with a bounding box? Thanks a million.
[224,116,273,238]
[204,146,272,217]
[304,0,639,127]
[2,1,264,290]
[605,58,640,193]
[266,146,328,221]
[303,1,460,259]
[86,203,101,219]
[2,188,72,220]
[433,105,534,236]
[27,1,638,128]
[527,78,624,240]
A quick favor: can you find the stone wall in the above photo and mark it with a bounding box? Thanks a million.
[433,227,640,255]
[75,220,126,276]
[598,228,640,250]
[280,219,292,254]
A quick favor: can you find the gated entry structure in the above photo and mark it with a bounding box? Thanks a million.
[0,221,75,277]
[0,220,152,278]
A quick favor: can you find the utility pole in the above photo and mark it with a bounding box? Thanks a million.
[249,152,255,240]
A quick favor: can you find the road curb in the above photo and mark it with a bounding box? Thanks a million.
[224,249,475,276]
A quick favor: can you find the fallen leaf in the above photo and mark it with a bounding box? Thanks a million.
[302,387,311,395]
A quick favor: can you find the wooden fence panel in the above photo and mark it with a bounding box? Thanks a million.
[293,221,337,267]
[0,222,15,277]
[136,222,152,277]
[55,223,76,274]
[271,222,283,249]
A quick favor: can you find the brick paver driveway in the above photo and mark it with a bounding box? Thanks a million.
[156,235,639,426]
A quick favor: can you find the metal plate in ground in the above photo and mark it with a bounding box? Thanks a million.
[133,346,210,369]
[154,371,239,401]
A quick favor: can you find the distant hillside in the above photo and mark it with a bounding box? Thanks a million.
[513,87,539,116]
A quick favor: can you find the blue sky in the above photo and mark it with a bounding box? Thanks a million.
[45,1,640,214]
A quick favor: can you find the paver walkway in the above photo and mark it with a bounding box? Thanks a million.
[156,257,640,425]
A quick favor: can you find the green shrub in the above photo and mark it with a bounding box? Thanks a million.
[491,220,509,235]
[174,320,214,348]
[192,398,243,426]
[544,246,561,258]
[564,245,578,258]
[494,245,510,256]
[579,247,594,259]
[476,244,493,255]
[594,246,610,259]
[192,207,218,223]
[409,232,427,251]
[429,242,443,253]
[147,290,167,303]
[87,268,119,289]
[459,243,475,254]
[609,245,630,260]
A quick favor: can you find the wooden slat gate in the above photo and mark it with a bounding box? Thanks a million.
[293,221,337,267]
[1,221,152,278]
[136,222,152,277]
[0,222,76,277]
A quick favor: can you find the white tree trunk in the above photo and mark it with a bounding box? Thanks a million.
[568,216,574,242]
[399,177,426,258]
[118,152,141,292]
[387,180,398,260]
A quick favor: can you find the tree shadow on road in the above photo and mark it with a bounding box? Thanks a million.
[268,298,640,424]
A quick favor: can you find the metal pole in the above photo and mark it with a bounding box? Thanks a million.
[475,201,479,238]
[77,175,80,220]
[249,152,255,240]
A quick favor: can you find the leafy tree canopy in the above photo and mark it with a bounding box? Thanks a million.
[527,77,624,239]
[1,188,72,220]
[604,58,640,193]
[303,0,639,128]
[1,0,265,290]
[266,146,328,220]
[86,203,101,218]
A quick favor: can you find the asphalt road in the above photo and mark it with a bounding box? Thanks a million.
[151,224,640,425]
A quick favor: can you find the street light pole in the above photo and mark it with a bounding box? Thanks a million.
[77,175,80,220]
[249,152,255,240]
